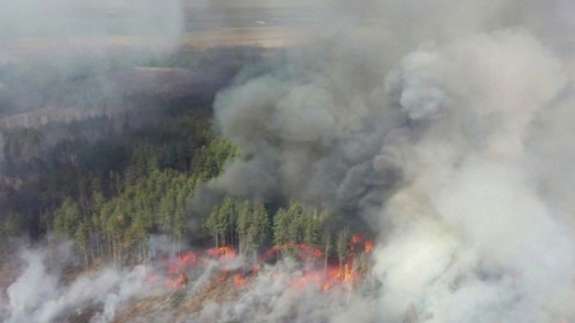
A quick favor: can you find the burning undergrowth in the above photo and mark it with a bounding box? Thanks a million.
[113,239,378,323]
[161,234,374,292]
[4,0,575,322]
[196,1,575,322]
[1,235,376,323]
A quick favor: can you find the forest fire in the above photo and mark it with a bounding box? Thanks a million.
[206,246,237,260]
[161,235,375,293]
[167,251,198,275]
[233,273,248,288]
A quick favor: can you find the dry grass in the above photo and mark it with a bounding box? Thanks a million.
[112,272,247,323]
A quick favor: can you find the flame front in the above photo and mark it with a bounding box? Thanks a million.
[159,236,374,293]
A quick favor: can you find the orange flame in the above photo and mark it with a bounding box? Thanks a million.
[159,234,373,293]
[233,273,248,288]
[287,262,360,292]
[261,243,323,263]
[166,272,189,289]
[364,240,374,253]
[206,246,237,261]
[351,234,364,245]
[168,251,198,274]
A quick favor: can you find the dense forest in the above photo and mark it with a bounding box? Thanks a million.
[0,49,367,269]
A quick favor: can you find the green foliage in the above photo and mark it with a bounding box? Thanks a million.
[272,201,327,248]
[0,212,27,240]
[15,101,356,267]
[53,198,82,238]
[194,138,239,180]
[4,128,44,160]
[303,209,323,246]
[273,208,291,246]
[337,227,350,265]
[236,201,269,255]
[205,197,234,247]
[47,118,240,264]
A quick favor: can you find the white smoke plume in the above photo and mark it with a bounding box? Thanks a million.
[1,246,153,323]
[202,0,575,322]
[4,0,575,322]
[196,262,378,323]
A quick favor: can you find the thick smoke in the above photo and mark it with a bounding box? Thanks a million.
[204,0,575,322]
[195,262,377,323]
[4,0,575,322]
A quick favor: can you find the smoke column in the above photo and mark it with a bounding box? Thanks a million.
[4,0,575,322]
[204,0,575,322]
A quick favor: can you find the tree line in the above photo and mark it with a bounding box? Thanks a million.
[1,107,365,268]
[50,131,359,267]
[52,136,238,265]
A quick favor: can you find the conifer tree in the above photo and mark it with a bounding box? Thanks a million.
[273,208,290,247]
[337,228,350,267]
[53,197,82,238]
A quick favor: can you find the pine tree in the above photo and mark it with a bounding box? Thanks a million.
[74,220,92,265]
[322,231,332,272]
[303,209,321,246]
[251,202,269,251]
[273,208,290,247]
[205,197,238,248]
[286,201,304,244]
[53,198,82,238]
[236,200,252,255]
[337,228,350,267]
[217,197,237,247]
[172,189,188,242]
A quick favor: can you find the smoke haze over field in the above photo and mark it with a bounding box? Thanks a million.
[0,0,183,49]
[0,0,184,116]
[4,0,575,322]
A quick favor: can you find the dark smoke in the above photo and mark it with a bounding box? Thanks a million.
[202,0,575,322]
[4,0,575,322]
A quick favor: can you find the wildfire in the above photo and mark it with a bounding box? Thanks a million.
[168,251,198,275]
[288,262,361,292]
[162,246,240,289]
[233,273,248,288]
[206,246,237,261]
[351,234,364,245]
[364,240,374,253]
[261,243,324,263]
[298,234,373,292]
[166,272,189,289]
[159,236,375,293]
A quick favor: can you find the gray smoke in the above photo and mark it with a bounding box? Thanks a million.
[0,0,184,189]
[195,261,378,323]
[0,0,183,134]
[0,133,5,170]
[0,0,183,54]
[1,246,153,323]
[5,0,575,322]
[204,0,575,322]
